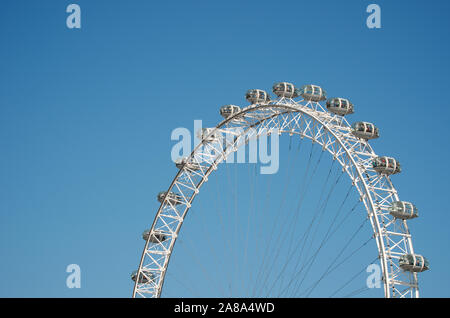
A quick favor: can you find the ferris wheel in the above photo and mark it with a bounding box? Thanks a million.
[131,82,429,298]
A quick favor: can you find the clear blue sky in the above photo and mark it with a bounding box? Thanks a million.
[1,0,449,297]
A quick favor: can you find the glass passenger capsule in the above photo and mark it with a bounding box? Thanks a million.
[388,201,418,220]
[131,270,155,283]
[272,82,300,98]
[196,128,221,143]
[175,157,202,171]
[220,105,241,119]
[245,89,270,104]
[399,254,429,272]
[142,229,168,243]
[326,98,354,116]
[351,122,379,140]
[299,84,327,102]
[157,191,183,205]
[372,156,401,175]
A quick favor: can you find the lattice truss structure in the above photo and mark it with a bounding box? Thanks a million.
[132,97,419,298]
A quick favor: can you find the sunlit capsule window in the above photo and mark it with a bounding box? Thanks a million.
[131,270,155,283]
[196,128,221,143]
[372,156,401,175]
[142,229,168,243]
[326,98,354,116]
[157,191,183,205]
[220,104,241,119]
[399,254,429,272]
[388,201,418,220]
[299,84,327,101]
[175,157,202,171]
[245,89,270,104]
[272,82,300,98]
[351,122,379,140]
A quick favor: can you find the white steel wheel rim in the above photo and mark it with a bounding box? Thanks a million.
[132,98,419,298]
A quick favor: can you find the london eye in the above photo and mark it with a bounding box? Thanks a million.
[131,81,428,298]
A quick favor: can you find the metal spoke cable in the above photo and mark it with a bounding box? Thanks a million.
[276,158,336,297]
[296,168,344,273]
[342,286,371,298]
[252,147,296,296]
[326,199,361,245]
[258,145,325,296]
[191,157,236,295]
[271,156,337,296]
[288,168,345,296]
[324,237,374,283]
[287,172,349,295]
[178,236,227,297]
[224,159,238,295]
[329,257,379,298]
[302,235,373,297]
[213,172,235,296]
[290,186,355,293]
[252,141,311,297]
[270,135,304,293]
[242,162,257,296]
[192,200,233,296]
[279,211,367,297]
[134,99,420,299]
[244,163,261,297]
[165,269,200,297]
[284,142,320,257]
[250,164,274,297]
[233,161,246,295]
[271,149,326,295]
[284,196,361,297]
[223,133,244,292]
[271,145,323,296]
[302,220,371,297]
[313,184,354,249]
[255,144,314,293]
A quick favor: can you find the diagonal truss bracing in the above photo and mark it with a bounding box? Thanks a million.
[132,98,419,298]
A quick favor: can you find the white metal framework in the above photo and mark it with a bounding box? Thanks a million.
[132,86,423,298]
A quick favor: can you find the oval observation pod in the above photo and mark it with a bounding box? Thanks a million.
[131,270,155,283]
[299,84,327,102]
[142,229,168,243]
[372,156,401,175]
[272,82,300,98]
[157,191,183,206]
[351,122,379,140]
[175,157,202,171]
[326,98,354,116]
[389,201,418,220]
[220,105,241,119]
[245,89,270,104]
[399,254,429,272]
[196,128,221,143]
